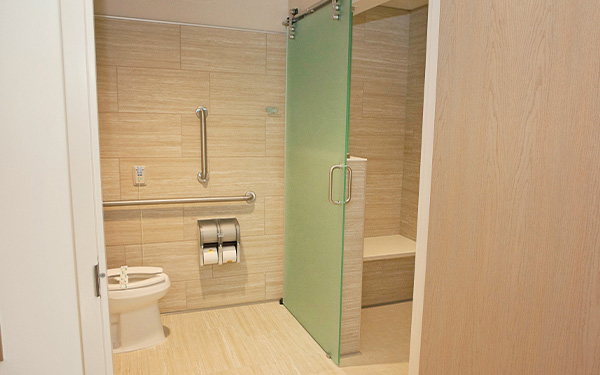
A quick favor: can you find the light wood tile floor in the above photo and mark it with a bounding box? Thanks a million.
[112,301,412,375]
[340,302,412,375]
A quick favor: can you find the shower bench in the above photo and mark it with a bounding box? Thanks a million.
[362,235,416,307]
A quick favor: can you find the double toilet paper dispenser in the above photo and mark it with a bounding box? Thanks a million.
[198,218,241,266]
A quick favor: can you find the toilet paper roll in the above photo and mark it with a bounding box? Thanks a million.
[222,245,237,263]
[219,220,238,242]
[200,222,219,243]
[203,247,219,265]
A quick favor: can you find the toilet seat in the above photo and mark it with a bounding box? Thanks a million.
[107,267,167,291]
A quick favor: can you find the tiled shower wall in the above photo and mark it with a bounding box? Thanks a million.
[400,6,428,240]
[349,6,427,239]
[95,17,286,313]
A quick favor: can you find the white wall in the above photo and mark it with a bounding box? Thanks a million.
[95,0,289,33]
[0,1,84,374]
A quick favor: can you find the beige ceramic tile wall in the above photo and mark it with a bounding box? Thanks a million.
[95,17,286,313]
[349,7,427,239]
[399,6,428,240]
[349,7,409,237]
[340,158,367,355]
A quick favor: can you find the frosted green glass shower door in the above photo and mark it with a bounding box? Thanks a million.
[283,0,352,365]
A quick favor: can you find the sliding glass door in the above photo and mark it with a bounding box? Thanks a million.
[283,0,352,365]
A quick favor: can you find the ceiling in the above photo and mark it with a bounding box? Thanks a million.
[94,0,289,33]
[382,0,429,11]
[352,0,428,15]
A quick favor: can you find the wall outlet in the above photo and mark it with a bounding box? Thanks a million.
[132,166,146,186]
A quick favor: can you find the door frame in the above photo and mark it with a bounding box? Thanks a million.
[408,0,440,374]
[60,0,114,373]
[64,0,441,372]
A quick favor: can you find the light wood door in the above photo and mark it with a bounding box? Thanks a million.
[419,0,600,374]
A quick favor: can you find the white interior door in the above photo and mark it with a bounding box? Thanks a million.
[60,0,114,373]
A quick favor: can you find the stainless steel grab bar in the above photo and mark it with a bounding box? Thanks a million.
[103,191,256,207]
[196,106,209,183]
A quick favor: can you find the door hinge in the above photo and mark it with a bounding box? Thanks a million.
[94,263,105,298]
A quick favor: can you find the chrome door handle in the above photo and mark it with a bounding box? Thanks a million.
[345,166,352,204]
[329,165,343,205]
[329,164,351,205]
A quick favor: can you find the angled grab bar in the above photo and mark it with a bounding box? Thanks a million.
[196,106,209,183]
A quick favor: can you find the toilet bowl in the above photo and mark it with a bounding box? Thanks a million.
[107,267,171,353]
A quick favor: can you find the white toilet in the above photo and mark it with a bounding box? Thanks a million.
[107,266,171,353]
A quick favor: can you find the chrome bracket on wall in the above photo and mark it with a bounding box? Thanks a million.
[332,0,340,20]
[282,0,341,40]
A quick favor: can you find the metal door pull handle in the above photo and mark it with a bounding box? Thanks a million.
[328,164,352,205]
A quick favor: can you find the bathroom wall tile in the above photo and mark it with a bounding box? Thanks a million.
[399,6,428,241]
[351,45,405,83]
[264,196,284,235]
[340,158,366,355]
[349,116,404,172]
[141,206,185,244]
[96,65,118,112]
[365,8,410,45]
[366,6,409,22]
[352,12,367,41]
[119,158,211,200]
[351,13,409,84]
[95,17,180,69]
[210,72,285,116]
[183,196,265,240]
[103,208,142,246]
[209,157,284,198]
[159,281,187,313]
[142,241,211,282]
[98,113,182,158]
[125,244,143,267]
[105,246,126,269]
[349,5,410,206]
[117,67,209,113]
[349,80,364,120]
[362,79,406,120]
[96,18,289,313]
[266,34,286,76]
[186,274,266,310]
[265,115,285,158]
[265,271,283,300]
[211,235,283,278]
[105,245,143,268]
[181,26,266,74]
[366,50,407,83]
[100,158,120,201]
[364,173,403,237]
[344,160,367,234]
[181,114,266,158]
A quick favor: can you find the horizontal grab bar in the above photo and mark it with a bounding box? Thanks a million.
[103,191,256,207]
